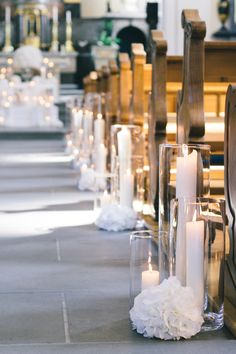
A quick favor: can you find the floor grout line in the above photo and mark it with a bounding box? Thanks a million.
[0,340,146,347]
[61,292,71,344]
[56,238,62,262]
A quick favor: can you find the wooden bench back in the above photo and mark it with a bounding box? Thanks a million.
[108,59,119,121]
[131,43,146,125]
[118,52,132,124]
[177,9,206,143]
[224,85,236,336]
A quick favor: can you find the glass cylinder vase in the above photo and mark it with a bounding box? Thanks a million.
[159,143,210,232]
[110,124,144,174]
[94,172,118,218]
[169,197,225,332]
[114,155,144,213]
[130,230,168,309]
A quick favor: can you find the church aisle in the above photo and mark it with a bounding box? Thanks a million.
[0,139,233,353]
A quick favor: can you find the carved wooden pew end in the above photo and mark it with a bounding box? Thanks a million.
[224,85,236,337]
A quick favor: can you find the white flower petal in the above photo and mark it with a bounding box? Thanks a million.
[130,276,204,340]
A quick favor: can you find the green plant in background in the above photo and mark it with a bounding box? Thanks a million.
[98,19,120,47]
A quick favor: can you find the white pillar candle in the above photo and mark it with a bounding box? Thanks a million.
[66,11,72,24]
[74,109,83,130]
[84,111,94,142]
[95,143,107,174]
[142,263,159,290]
[176,148,198,199]
[186,218,205,311]
[100,190,112,208]
[5,7,11,25]
[94,115,105,146]
[175,148,198,286]
[117,127,132,171]
[52,6,58,23]
[120,168,134,209]
[117,127,133,208]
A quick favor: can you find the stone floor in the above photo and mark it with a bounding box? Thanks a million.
[0,139,234,354]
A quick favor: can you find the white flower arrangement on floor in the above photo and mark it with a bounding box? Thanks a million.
[95,204,137,232]
[77,167,96,191]
[130,276,203,340]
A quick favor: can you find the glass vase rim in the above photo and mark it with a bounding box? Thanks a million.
[172,196,225,205]
[111,123,141,129]
[94,172,117,178]
[130,230,168,240]
[113,154,144,161]
[160,143,211,150]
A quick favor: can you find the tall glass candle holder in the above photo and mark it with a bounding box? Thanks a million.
[159,143,210,232]
[114,155,144,213]
[130,230,168,308]
[94,172,118,217]
[110,124,144,173]
[169,197,225,332]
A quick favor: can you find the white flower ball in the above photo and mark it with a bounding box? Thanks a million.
[95,204,137,232]
[130,277,204,340]
[13,46,43,72]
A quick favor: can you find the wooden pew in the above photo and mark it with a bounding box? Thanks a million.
[165,41,236,150]
[143,63,152,118]
[131,43,146,125]
[149,30,168,217]
[108,59,119,123]
[101,65,110,94]
[167,41,236,83]
[83,71,98,94]
[224,85,236,336]
[177,9,206,144]
[118,52,132,124]
[176,10,226,196]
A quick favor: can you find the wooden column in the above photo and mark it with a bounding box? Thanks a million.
[131,43,146,126]
[224,84,236,337]
[119,53,132,124]
[177,9,206,144]
[149,30,168,218]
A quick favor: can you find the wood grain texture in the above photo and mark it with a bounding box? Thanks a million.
[177,9,206,143]
[119,53,132,124]
[149,30,168,217]
[101,66,110,93]
[224,83,236,331]
[108,60,119,120]
[167,41,236,83]
[131,43,146,126]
